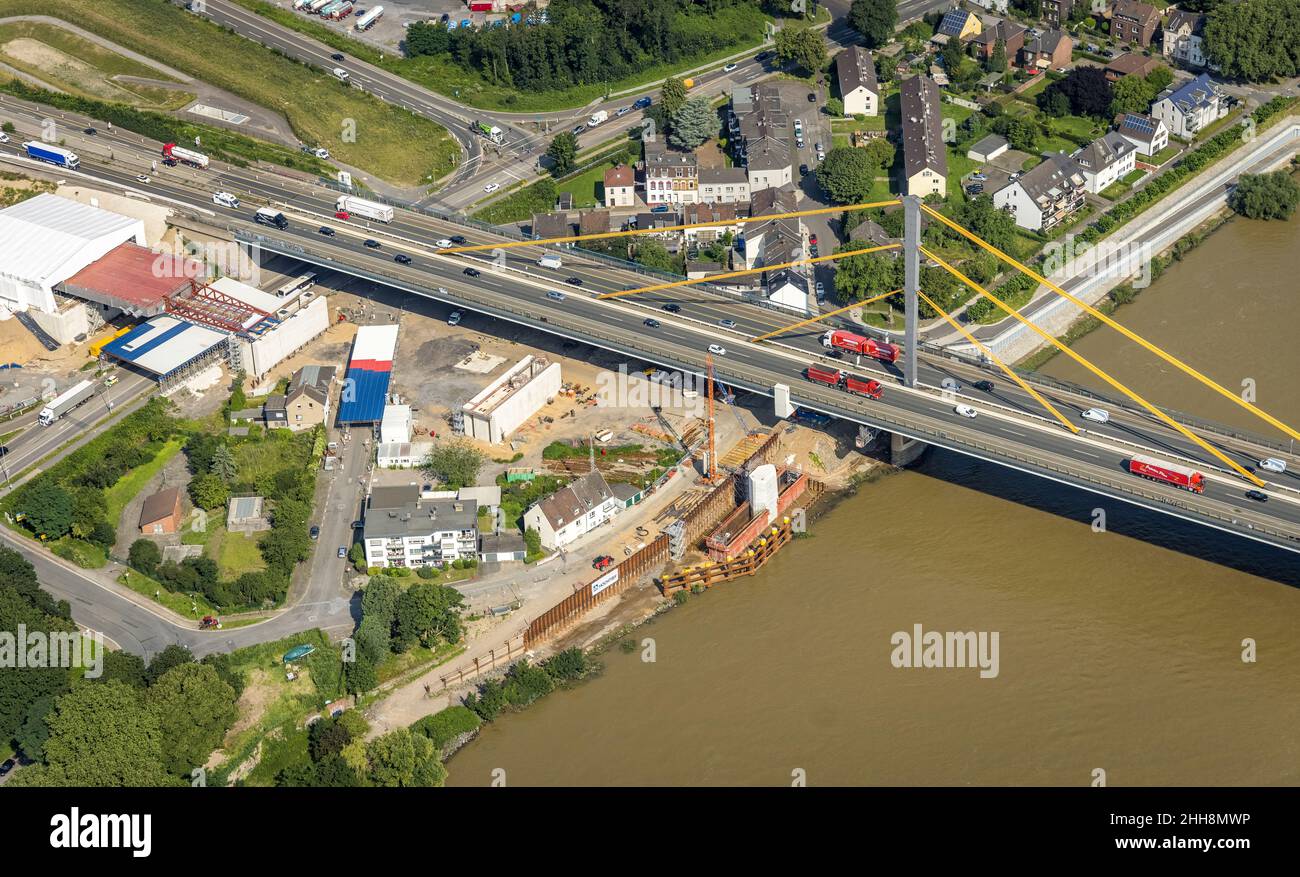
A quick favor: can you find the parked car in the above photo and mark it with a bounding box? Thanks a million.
[337,546,347,559]
[815,281,825,299]
[970,172,988,181]
[954,404,978,418]
[448,311,463,326]
[807,92,816,102]
[643,318,661,329]
[650,204,670,213]
[708,344,727,356]
[319,226,336,236]
[800,163,809,176]
[363,238,381,248]
[0,758,14,777]
[394,253,412,264]
[662,303,681,313]
[809,233,818,247]
[463,267,481,277]
[309,525,320,541]
[1081,408,1110,424]
[483,182,500,193]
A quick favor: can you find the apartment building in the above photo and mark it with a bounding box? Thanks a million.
[1074,131,1137,193]
[992,153,1087,231]
[1111,0,1161,48]
[900,75,948,198]
[643,139,699,205]
[363,485,478,569]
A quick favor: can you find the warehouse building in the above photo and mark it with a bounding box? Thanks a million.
[461,355,561,444]
[337,324,399,425]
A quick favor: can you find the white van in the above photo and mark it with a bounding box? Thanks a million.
[332,67,350,82]
[538,253,562,269]
[212,191,240,209]
[1259,457,1287,474]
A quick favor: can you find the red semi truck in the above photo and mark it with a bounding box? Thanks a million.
[805,366,883,400]
[1128,454,1205,493]
[821,329,901,364]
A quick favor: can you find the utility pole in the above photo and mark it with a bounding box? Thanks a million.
[903,194,921,389]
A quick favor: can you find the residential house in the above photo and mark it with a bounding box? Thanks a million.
[968,133,1010,163]
[1105,52,1164,81]
[603,163,635,208]
[900,75,948,198]
[1074,131,1138,193]
[698,166,751,204]
[1151,72,1228,138]
[579,209,611,237]
[1021,29,1073,71]
[479,531,527,564]
[991,152,1088,231]
[1040,0,1074,28]
[632,212,682,249]
[1111,0,1160,48]
[531,212,574,241]
[682,202,741,246]
[284,364,335,433]
[937,8,982,41]
[138,486,183,535]
[849,219,900,255]
[732,84,795,194]
[741,185,801,270]
[643,139,699,205]
[968,0,1009,13]
[764,264,812,313]
[1115,112,1170,156]
[262,394,288,429]
[522,469,622,551]
[686,260,723,279]
[970,19,1027,63]
[363,484,479,569]
[1163,10,1208,69]
[835,46,879,117]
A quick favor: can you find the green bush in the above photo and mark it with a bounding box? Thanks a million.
[411,705,481,752]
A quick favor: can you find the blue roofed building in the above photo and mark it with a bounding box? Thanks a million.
[336,323,399,424]
[1151,74,1229,139]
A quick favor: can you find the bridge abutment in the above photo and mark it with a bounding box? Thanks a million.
[889,431,929,467]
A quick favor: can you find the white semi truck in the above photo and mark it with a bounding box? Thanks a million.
[38,380,97,426]
[335,195,394,223]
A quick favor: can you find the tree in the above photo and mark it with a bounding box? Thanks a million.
[145,644,194,686]
[210,444,238,481]
[832,248,902,304]
[1109,74,1152,117]
[406,20,451,57]
[422,439,485,488]
[0,590,71,748]
[826,96,845,117]
[344,655,378,695]
[309,715,354,762]
[669,96,717,149]
[20,480,73,540]
[1040,66,1114,118]
[940,36,965,74]
[849,0,898,49]
[862,137,896,173]
[660,77,688,120]
[1204,0,1300,81]
[1229,171,1300,220]
[366,727,446,787]
[989,39,1007,74]
[816,146,876,204]
[1011,0,1041,16]
[774,26,827,75]
[546,131,578,177]
[128,538,162,576]
[395,583,465,650]
[524,527,542,557]
[632,238,677,272]
[12,681,172,787]
[147,663,237,777]
[1040,87,1071,117]
[188,473,230,512]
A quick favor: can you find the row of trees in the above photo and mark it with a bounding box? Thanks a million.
[405,0,767,93]
[1204,0,1300,81]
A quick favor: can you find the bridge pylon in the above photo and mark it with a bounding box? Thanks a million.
[902,194,921,389]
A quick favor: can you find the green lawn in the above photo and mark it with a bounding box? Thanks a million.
[0,0,459,186]
[118,568,221,619]
[1100,180,1131,200]
[231,431,312,488]
[1015,77,1051,102]
[229,0,771,114]
[1141,143,1180,166]
[1121,168,1147,185]
[217,530,266,580]
[1048,114,1102,140]
[102,437,184,528]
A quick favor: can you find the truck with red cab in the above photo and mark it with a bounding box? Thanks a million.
[821,329,900,363]
[1128,454,1205,493]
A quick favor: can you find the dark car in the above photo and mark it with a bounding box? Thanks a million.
[662,302,681,313]
[800,163,809,176]
[1245,489,1269,502]
[807,92,816,102]
[0,758,15,776]
[84,127,97,135]
[162,157,178,167]
[450,234,467,245]
[463,267,481,277]
[755,50,772,63]
[331,52,345,61]
[973,380,995,392]
[364,239,381,248]
[643,318,661,329]
[827,347,843,359]
[319,226,335,236]
[565,276,583,286]
[395,253,412,264]
[309,525,320,541]
[634,95,652,109]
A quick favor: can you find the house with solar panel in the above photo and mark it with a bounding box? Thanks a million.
[1150,73,1229,139]
[1115,113,1169,157]
[935,8,982,43]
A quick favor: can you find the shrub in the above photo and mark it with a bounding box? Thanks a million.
[411,706,481,752]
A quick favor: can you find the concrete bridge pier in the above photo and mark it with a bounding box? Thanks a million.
[889,431,929,467]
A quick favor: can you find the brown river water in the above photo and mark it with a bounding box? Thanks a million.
[446,215,1300,786]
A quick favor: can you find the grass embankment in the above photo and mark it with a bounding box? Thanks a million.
[102,436,184,528]
[229,0,771,113]
[0,20,192,110]
[0,0,457,186]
